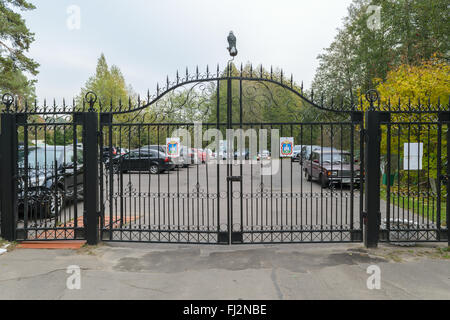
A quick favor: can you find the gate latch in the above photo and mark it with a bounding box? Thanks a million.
[227,176,242,182]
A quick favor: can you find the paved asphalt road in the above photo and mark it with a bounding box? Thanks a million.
[0,242,448,300]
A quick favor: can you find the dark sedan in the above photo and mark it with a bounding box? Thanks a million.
[18,145,84,217]
[108,149,175,174]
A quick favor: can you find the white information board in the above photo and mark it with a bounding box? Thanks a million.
[403,143,423,170]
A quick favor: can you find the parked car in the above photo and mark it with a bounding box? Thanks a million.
[292,145,303,162]
[234,148,250,160]
[139,145,181,169]
[17,145,84,217]
[189,148,200,164]
[298,145,321,165]
[102,146,118,162]
[197,148,208,163]
[204,148,216,161]
[180,146,192,167]
[108,149,175,174]
[257,150,271,161]
[118,147,129,155]
[303,149,361,187]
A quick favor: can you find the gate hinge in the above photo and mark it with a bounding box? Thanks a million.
[227,176,242,182]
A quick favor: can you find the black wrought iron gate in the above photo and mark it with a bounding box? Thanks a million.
[1,67,448,247]
[96,65,365,244]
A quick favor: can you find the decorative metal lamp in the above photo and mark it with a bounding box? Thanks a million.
[227,31,238,57]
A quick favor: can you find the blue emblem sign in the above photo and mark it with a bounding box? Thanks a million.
[280,137,294,158]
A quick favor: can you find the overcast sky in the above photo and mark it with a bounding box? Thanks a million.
[23,0,353,101]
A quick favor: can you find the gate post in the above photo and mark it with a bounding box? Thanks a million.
[364,110,381,248]
[0,112,18,241]
[438,111,450,246]
[82,106,99,245]
[363,91,389,249]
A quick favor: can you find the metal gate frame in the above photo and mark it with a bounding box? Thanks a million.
[1,73,449,247]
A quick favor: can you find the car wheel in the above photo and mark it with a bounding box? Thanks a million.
[150,164,159,174]
[306,171,312,182]
[48,188,64,217]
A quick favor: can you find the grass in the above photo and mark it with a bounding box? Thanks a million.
[380,187,447,226]
[0,238,17,252]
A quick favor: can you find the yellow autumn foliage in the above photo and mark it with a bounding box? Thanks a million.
[374,57,449,110]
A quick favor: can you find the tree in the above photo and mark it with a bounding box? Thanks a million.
[312,0,449,100]
[77,54,148,148]
[78,54,132,110]
[0,0,39,102]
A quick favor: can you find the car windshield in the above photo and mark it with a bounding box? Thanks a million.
[321,153,351,164]
[294,146,301,151]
